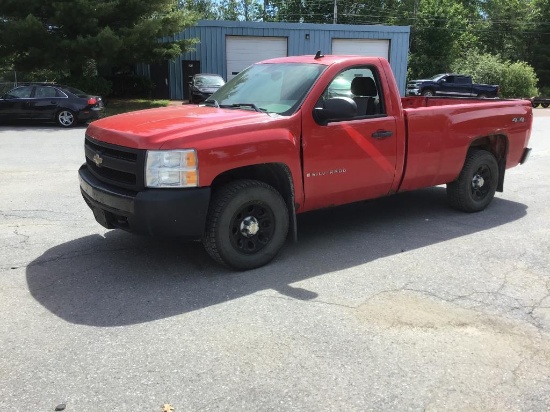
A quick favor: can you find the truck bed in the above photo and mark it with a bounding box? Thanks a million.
[398,96,532,192]
[401,96,519,109]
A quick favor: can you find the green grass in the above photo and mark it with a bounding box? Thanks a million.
[103,99,171,117]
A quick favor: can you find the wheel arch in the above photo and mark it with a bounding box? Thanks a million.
[468,134,508,192]
[421,88,435,96]
[210,163,298,242]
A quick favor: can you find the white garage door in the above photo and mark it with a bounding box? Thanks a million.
[332,39,390,60]
[226,36,288,80]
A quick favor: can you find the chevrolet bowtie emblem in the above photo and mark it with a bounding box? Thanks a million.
[93,153,103,167]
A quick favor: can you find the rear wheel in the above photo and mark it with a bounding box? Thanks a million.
[57,109,76,127]
[203,179,289,270]
[447,149,499,213]
[477,94,487,99]
[542,103,549,108]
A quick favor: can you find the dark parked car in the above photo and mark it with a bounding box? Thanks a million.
[188,74,225,104]
[406,74,499,98]
[531,96,550,108]
[0,84,104,127]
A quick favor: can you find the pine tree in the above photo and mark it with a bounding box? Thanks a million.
[0,0,199,75]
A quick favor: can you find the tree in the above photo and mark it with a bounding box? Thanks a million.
[179,0,218,20]
[477,0,538,63]
[217,0,264,21]
[406,0,478,78]
[531,0,550,91]
[451,50,539,97]
[0,0,200,76]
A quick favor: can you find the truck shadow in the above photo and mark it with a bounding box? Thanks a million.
[26,187,527,326]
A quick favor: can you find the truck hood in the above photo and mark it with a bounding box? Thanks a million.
[86,106,280,150]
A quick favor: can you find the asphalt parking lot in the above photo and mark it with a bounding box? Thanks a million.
[1,109,549,412]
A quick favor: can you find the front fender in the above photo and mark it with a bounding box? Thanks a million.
[195,122,304,207]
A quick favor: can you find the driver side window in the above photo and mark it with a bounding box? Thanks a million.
[322,67,384,117]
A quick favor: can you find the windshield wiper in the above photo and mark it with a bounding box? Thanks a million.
[203,99,219,108]
[219,103,267,113]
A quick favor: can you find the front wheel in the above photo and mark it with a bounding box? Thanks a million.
[422,89,434,97]
[203,179,289,270]
[446,149,499,213]
[57,109,76,127]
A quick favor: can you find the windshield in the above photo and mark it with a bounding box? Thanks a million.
[195,75,225,87]
[429,74,447,81]
[208,63,326,115]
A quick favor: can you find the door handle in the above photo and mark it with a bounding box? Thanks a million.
[371,130,393,139]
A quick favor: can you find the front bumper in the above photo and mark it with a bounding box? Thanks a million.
[79,165,210,239]
[406,88,421,96]
[191,91,213,103]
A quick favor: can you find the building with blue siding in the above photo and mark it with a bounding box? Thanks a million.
[142,20,410,100]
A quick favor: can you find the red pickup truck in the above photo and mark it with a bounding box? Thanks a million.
[79,55,532,270]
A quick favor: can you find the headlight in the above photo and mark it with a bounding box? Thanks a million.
[145,150,198,188]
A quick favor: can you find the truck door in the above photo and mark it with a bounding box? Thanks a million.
[301,66,398,211]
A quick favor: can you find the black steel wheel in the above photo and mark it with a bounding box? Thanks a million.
[203,179,289,270]
[447,149,499,213]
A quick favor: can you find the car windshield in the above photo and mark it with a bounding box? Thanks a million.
[195,75,225,87]
[62,86,89,97]
[208,62,326,115]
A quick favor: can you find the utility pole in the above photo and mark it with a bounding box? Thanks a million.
[333,0,337,23]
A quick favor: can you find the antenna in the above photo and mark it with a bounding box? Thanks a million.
[314,51,324,60]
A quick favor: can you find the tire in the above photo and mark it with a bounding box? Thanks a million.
[203,179,289,270]
[421,89,435,97]
[542,103,549,108]
[446,149,499,213]
[532,102,540,108]
[477,94,487,99]
[57,109,76,127]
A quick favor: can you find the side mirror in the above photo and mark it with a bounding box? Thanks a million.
[313,97,357,125]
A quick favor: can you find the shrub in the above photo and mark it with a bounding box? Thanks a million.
[504,62,539,98]
[539,85,550,97]
[451,51,539,98]
[60,76,113,97]
[107,74,155,98]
